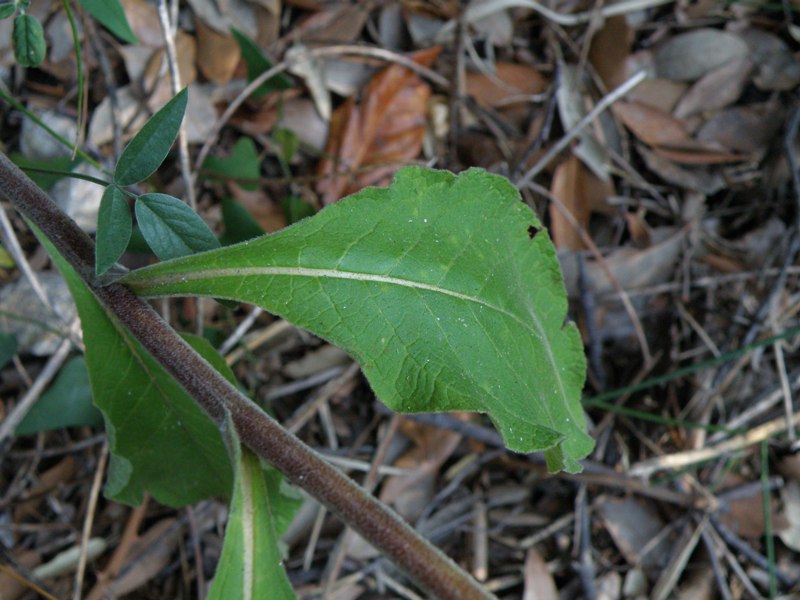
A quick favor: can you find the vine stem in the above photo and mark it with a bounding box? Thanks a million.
[0,152,495,600]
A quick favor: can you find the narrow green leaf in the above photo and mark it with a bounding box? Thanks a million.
[36,227,232,507]
[230,28,293,97]
[13,14,46,67]
[0,4,17,20]
[202,137,260,192]
[0,331,18,368]
[135,193,220,260]
[207,446,298,600]
[120,167,593,472]
[76,0,137,44]
[96,186,132,276]
[15,357,103,435]
[114,88,188,186]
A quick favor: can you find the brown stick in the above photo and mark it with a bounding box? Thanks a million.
[0,152,494,600]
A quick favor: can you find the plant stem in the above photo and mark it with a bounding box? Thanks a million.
[0,152,495,600]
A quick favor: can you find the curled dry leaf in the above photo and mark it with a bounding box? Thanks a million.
[316,47,440,205]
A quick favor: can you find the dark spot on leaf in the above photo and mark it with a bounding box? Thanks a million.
[527,225,540,239]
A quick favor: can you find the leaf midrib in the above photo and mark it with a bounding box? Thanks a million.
[130,265,569,412]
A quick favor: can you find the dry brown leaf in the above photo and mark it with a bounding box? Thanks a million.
[597,496,673,574]
[673,57,753,119]
[522,548,559,600]
[0,549,41,600]
[589,16,633,90]
[465,62,548,108]
[741,28,800,91]
[291,4,369,44]
[195,18,241,84]
[652,143,750,165]
[378,419,462,521]
[14,457,77,520]
[120,0,165,47]
[638,145,725,194]
[613,100,691,147]
[696,102,783,153]
[654,28,748,82]
[625,78,687,114]
[316,47,440,204]
[549,155,613,250]
[101,518,182,597]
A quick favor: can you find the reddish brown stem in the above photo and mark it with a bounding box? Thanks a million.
[0,152,494,600]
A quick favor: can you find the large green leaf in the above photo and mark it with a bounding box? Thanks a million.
[37,231,232,506]
[119,167,593,472]
[208,445,299,600]
[77,0,137,44]
[114,88,188,186]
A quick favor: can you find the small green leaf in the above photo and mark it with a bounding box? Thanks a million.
[230,28,292,97]
[96,186,132,276]
[273,128,299,165]
[281,195,315,224]
[207,446,298,600]
[13,13,46,67]
[76,0,137,44]
[15,357,103,435]
[0,4,16,20]
[135,193,220,260]
[114,88,188,186]
[220,197,264,246]
[0,331,18,368]
[203,137,260,192]
[120,167,594,473]
[35,226,232,507]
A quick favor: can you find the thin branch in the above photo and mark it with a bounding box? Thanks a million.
[0,152,494,600]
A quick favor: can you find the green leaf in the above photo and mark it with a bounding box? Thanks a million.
[36,228,232,506]
[114,88,188,186]
[203,137,260,192]
[135,193,220,260]
[0,4,16,20]
[96,186,132,276]
[15,357,103,435]
[0,331,17,368]
[230,28,292,97]
[220,197,264,246]
[273,128,298,165]
[76,0,137,44]
[207,446,299,600]
[120,167,593,472]
[13,13,46,67]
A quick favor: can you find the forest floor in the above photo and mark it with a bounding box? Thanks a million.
[3,0,800,598]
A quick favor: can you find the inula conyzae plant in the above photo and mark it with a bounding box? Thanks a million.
[4,84,592,599]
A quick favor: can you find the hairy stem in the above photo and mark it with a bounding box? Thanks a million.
[0,152,494,600]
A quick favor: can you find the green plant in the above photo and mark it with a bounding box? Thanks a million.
[3,87,592,598]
